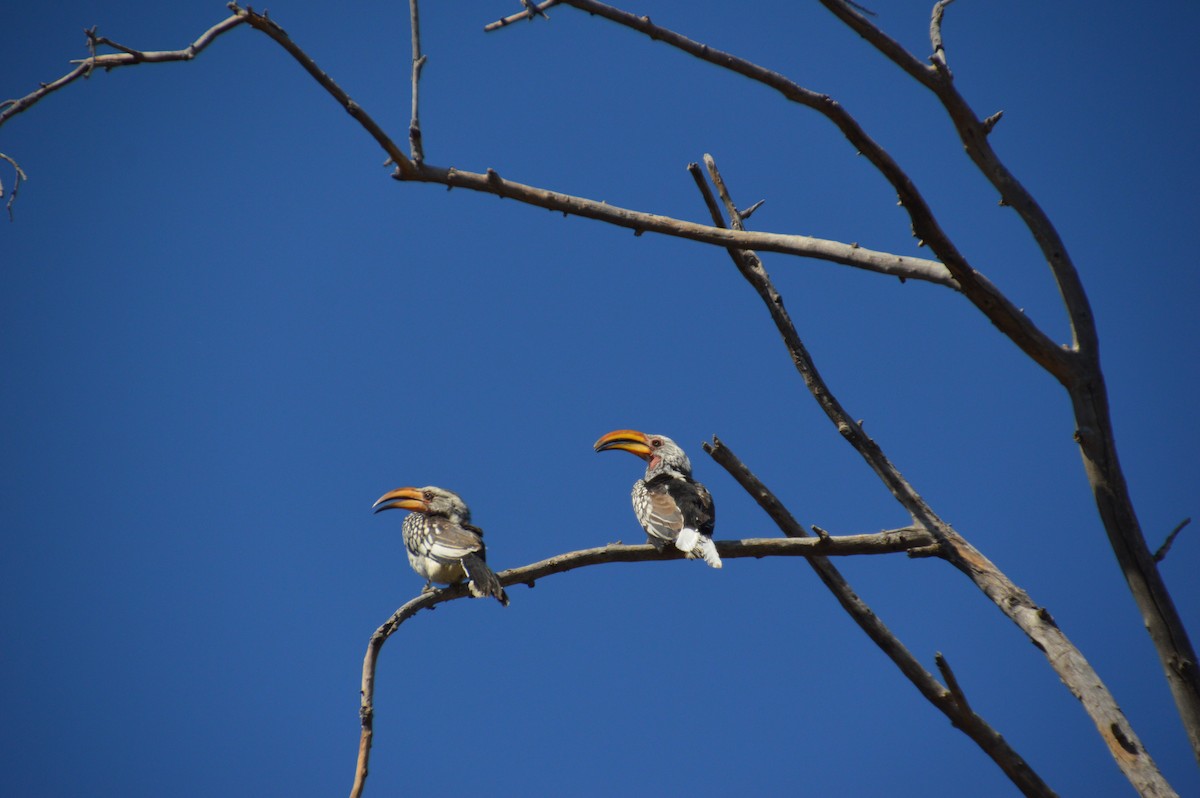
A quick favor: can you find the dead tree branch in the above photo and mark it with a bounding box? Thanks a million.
[702,435,1055,798]
[1155,518,1192,563]
[0,152,28,219]
[350,529,935,798]
[555,0,1071,383]
[0,13,247,128]
[406,0,426,164]
[484,0,560,32]
[694,154,1175,797]
[819,0,1200,764]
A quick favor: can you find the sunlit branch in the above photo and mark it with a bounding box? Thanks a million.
[818,0,1200,766]
[407,0,426,163]
[556,0,1071,384]
[483,0,560,31]
[0,13,247,129]
[350,528,935,798]
[694,153,1174,798]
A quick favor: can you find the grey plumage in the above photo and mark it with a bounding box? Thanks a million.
[374,485,509,605]
[594,430,722,568]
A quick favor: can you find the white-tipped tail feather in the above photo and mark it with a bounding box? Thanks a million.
[675,527,723,569]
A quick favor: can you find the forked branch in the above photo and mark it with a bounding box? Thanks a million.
[693,154,1175,797]
[350,530,936,798]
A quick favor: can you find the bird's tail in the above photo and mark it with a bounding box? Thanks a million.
[461,554,510,606]
[675,528,723,569]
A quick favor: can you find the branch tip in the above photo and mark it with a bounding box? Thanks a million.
[1154,517,1192,563]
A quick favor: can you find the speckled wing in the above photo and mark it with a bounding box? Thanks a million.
[633,478,686,545]
[424,516,486,563]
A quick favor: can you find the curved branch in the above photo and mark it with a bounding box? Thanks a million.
[696,154,1176,797]
[818,0,1200,766]
[0,4,959,290]
[703,436,1054,798]
[557,0,1073,384]
[350,529,933,798]
[0,13,247,129]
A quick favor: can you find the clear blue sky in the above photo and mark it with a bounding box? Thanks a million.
[3,2,1197,796]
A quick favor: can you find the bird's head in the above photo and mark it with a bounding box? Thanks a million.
[372,485,471,522]
[593,429,693,478]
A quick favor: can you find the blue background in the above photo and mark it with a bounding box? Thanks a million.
[3,2,1197,796]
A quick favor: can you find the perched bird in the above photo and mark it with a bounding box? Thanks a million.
[593,429,722,568]
[372,485,509,605]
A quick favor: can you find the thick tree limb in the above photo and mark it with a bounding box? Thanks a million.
[691,163,1055,795]
[819,0,1200,765]
[703,435,1056,798]
[0,6,958,288]
[556,0,1073,384]
[695,154,1176,797]
[350,529,935,798]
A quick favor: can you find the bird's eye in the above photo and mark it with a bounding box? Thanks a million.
[651,438,663,448]
[423,490,434,501]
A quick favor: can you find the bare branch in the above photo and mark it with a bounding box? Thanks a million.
[1155,518,1192,563]
[558,0,1074,385]
[484,0,560,32]
[0,152,29,219]
[818,0,1200,764]
[935,651,972,714]
[696,153,1175,797]
[689,161,1055,795]
[929,0,956,73]
[407,0,426,164]
[230,5,416,176]
[350,530,935,798]
[403,162,953,284]
[0,13,247,130]
[1,4,961,290]
[703,437,1054,797]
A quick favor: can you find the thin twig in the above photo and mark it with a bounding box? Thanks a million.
[929,0,956,73]
[0,152,29,219]
[696,152,1173,796]
[0,13,248,129]
[484,0,560,32]
[407,0,426,164]
[558,0,1072,384]
[0,5,959,289]
[1155,518,1192,563]
[349,529,934,797]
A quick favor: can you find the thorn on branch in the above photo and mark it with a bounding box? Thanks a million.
[843,0,879,17]
[935,651,972,713]
[812,525,831,541]
[738,199,765,220]
[982,110,1004,134]
[1154,517,1191,562]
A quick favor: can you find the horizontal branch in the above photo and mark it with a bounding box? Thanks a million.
[402,162,955,286]
[350,527,931,797]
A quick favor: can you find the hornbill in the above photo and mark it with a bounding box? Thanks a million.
[593,429,722,569]
[372,485,509,605]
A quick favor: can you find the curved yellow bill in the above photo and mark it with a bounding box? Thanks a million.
[372,486,427,513]
[593,429,652,459]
